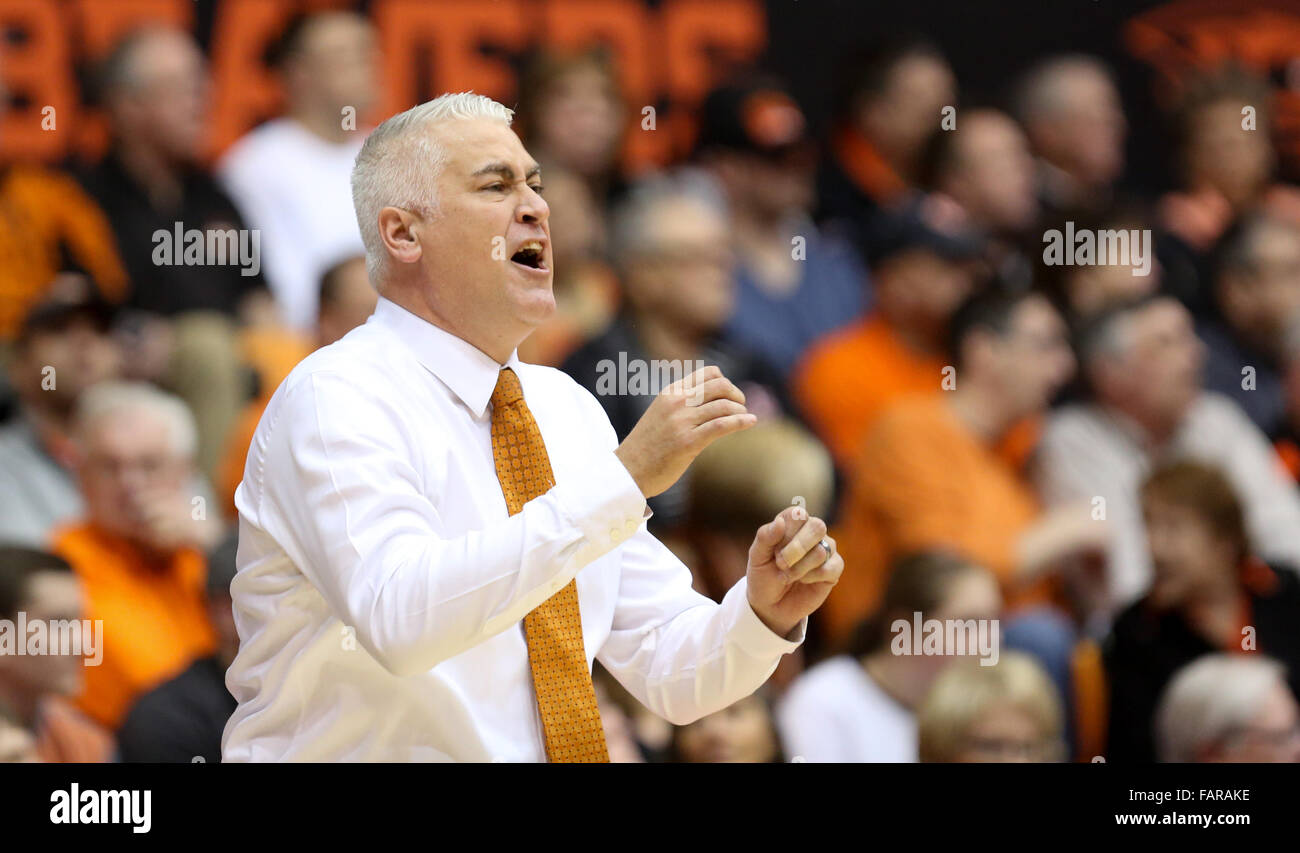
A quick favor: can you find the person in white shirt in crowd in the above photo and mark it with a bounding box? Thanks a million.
[217,10,378,332]
[222,92,842,762]
[1034,293,1300,620]
[777,551,1001,762]
[1155,654,1300,763]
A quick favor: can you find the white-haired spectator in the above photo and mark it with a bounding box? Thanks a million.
[918,650,1066,763]
[1011,54,1127,219]
[1156,654,1300,763]
[49,380,221,731]
[1034,294,1300,615]
[561,168,789,529]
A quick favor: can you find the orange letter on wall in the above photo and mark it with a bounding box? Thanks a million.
[373,0,526,120]
[0,0,75,161]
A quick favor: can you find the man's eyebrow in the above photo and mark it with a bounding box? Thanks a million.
[470,162,542,181]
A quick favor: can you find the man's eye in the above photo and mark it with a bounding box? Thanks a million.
[530,184,545,196]
[483,183,507,192]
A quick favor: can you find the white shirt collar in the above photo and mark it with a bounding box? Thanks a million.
[369,296,521,420]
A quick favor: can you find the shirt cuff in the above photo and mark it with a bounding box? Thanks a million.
[721,576,806,659]
[551,447,648,551]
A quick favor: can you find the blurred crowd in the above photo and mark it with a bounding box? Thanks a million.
[1,10,1299,764]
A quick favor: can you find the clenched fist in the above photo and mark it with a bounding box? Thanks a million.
[746,504,843,639]
[614,365,756,498]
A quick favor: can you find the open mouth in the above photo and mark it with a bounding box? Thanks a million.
[510,240,547,271]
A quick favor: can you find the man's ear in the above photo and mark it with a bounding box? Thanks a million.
[377,206,424,266]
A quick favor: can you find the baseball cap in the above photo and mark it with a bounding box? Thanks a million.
[870,193,988,266]
[694,78,810,158]
[18,291,116,345]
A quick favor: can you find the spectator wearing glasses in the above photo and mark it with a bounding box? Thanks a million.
[1035,294,1300,618]
[917,651,1066,762]
[562,170,787,530]
[1155,654,1300,763]
[827,289,1100,647]
[51,382,220,730]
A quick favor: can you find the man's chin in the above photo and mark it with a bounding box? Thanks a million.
[513,289,557,327]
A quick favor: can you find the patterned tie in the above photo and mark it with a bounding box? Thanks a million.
[490,366,610,763]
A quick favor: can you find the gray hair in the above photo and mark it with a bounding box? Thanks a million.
[351,92,515,283]
[1012,53,1116,127]
[75,381,198,459]
[1155,654,1288,762]
[608,167,728,269]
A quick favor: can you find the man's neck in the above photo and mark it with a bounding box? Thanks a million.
[947,383,1013,442]
[384,291,523,366]
[879,307,942,357]
[734,213,801,294]
[115,141,185,210]
[1103,397,1183,449]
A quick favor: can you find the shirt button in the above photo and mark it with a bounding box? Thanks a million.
[610,528,623,543]
[625,519,638,533]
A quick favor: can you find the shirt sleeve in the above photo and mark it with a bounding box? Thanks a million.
[574,385,805,726]
[252,370,648,678]
[1212,398,1300,573]
[1032,413,1147,605]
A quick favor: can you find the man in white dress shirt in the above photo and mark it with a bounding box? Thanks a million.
[221,92,843,762]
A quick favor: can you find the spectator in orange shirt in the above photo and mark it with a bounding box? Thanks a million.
[0,49,128,342]
[830,289,1099,632]
[829,290,1107,748]
[0,545,116,762]
[793,205,981,471]
[52,382,221,730]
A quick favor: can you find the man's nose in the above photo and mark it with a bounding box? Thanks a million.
[517,187,549,224]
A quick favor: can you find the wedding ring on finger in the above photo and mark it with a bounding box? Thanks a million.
[818,538,833,558]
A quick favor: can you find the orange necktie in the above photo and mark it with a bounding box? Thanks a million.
[490,367,609,763]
